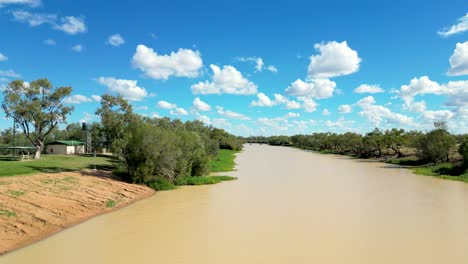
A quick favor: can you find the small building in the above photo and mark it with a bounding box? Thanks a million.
[46,140,85,155]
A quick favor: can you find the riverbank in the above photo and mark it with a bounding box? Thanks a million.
[0,170,154,255]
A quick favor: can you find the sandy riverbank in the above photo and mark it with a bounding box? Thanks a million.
[0,170,154,255]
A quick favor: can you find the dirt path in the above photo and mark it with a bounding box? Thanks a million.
[0,170,154,255]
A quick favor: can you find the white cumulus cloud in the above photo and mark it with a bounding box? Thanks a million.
[132,44,203,80]
[308,41,361,79]
[97,77,147,101]
[192,97,211,111]
[157,100,177,109]
[285,78,336,99]
[438,13,468,37]
[192,64,257,95]
[354,84,384,94]
[338,104,352,114]
[63,94,101,104]
[448,41,468,76]
[54,16,87,35]
[107,34,125,47]
[170,108,188,116]
[216,106,250,120]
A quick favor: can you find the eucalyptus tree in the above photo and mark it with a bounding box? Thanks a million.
[2,79,73,159]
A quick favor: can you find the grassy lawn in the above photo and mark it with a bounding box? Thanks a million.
[0,154,116,177]
[210,149,238,172]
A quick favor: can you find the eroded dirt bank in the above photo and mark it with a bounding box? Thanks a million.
[0,170,154,255]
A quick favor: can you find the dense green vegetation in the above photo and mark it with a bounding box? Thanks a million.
[245,122,468,182]
[95,95,242,190]
[0,154,115,177]
[210,149,239,172]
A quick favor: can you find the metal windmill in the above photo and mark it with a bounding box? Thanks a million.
[82,122,92,154]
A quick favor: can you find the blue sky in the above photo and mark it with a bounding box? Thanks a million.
[1,0,468,136]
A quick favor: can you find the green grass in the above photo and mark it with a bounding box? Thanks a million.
[0,154,116,177]
[0,209,16,218]
[174,175,237,186]
[412,163,468,182]
[105,199,116,208]
[7,190,25,197]
[148,176,237,191]
[148,178,177,191]
[210,149,238,172]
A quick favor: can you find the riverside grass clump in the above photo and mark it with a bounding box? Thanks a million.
[95,95,242,189]
[149,176,237,191]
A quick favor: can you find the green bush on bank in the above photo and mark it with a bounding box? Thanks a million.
[95,95,242,186]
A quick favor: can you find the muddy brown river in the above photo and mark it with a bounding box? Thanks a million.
[2,144,468,263]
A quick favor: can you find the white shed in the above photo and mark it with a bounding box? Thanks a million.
[46,140,85,155]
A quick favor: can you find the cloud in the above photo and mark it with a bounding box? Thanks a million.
[71,44,83,52]
[250,92,275,107]
[273,94,301,109]
[43,39,56,45]
[54,16,87,35]
[0,70,20,78]
[12,11,86,35]
[97,77,147,101]
[192,97,211,111]
[250,93,302,110]
[170,108,188,116]
[322,109,331,116]
[325,117,356,132]
[356,96,413,126]
[216,106,250,120]
[157,100,177,109]
[132,44,203,80]
[91,95,101,102]
[447,41,468,76]
[338,104,352,114]
[107,34,125,47]
[196,113,211,124]
[399,76,468,108]
[308,41,361,79]
[354,84,384,94]
[63,94,101,104]
[285,78,335,99]
[0,53,7,61]
[12,10,56,26]
[237,56,277,73]
[0,0,40,7]
[299,98,318,112]
[192,64,257,95]
[438,13,468,37]
[266,65,278,73]
[212,118,231,128]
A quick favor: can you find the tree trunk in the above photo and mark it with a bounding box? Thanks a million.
[33,140,44,159]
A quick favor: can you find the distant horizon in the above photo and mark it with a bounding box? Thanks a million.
[1,0,468,136]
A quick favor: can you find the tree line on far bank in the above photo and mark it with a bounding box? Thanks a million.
[243,122,468,177]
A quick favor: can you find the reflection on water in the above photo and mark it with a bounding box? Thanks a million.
[3,145,468,264]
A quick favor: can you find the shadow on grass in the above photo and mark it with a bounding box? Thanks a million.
[434,165,467,176]
[23,166,75,174]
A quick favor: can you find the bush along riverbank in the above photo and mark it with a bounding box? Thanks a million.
[243,121,468,182]
[96,95,241,191]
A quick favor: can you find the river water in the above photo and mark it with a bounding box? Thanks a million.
[2,144,468,263]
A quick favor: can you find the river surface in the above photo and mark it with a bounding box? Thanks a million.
[2,144,468,263]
